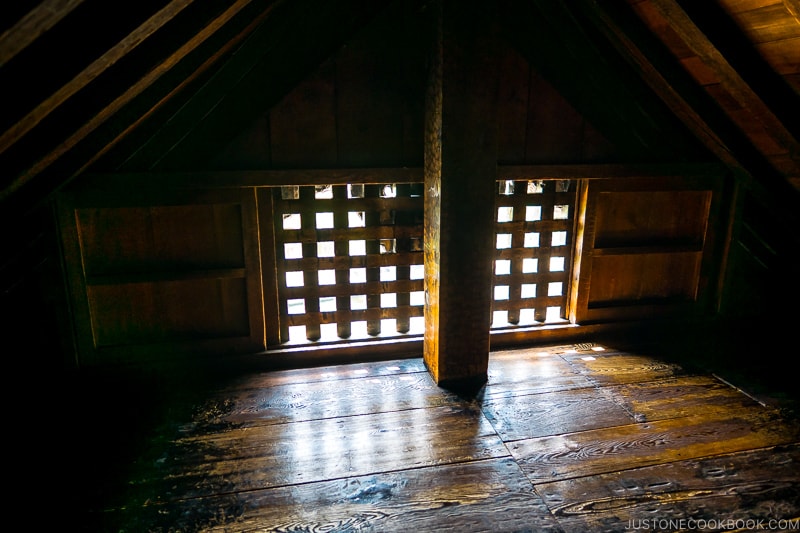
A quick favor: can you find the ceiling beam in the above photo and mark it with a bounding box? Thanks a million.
[0,0,85,67]
[0,0,195,157]
[649,0,800,160]
[578,0,800,210]
[121,0,394,172]
[499,0,706,163]
[783,0,800,25]
[0,0,262,205]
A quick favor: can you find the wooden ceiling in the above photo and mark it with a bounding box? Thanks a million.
[1,0,799,222]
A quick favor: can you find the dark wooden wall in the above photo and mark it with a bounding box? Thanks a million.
[1,2,791,377]
[209,6,619,172]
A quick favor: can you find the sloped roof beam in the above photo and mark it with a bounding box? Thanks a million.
[0,0,85,67]
[0,0,195,156]
[649,0,800,162]
[578,0,800,209]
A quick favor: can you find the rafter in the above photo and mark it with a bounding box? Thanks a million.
[0,0,195,156]
[783,0,800,25]
[0,0,85,67]
[125,0,393,172]
[579,0,800,208]
[0,0,261,204]
[649,0,800,159]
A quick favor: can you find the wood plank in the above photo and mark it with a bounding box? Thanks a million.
[268,58,338,167]
[0,0,195,156]
[588,251,703,304]
[62,343,800,531]
[559,349,685,385]
[483,345,595,399]
[335,5,407,166]
[481,387,635,441]
[185,369,466,430]
[146,0,392,171]
[537,444,800,533]
[75,162,723,192]
[593,190,711,248]
[733,2,800,43]
[496,38,531,163]
[649,0,800,155]
[582,0,799,209]
[609,374,766,422]
[504,0,707,161]
[257,188,281,347]
[107,458,561,533]
[1,0,262,203]
[0,0,85,66]
[509,409,800,483]
[785,0,800,24]
[128,405,509,502]
[524,71,586,163]
[217,357,429,390]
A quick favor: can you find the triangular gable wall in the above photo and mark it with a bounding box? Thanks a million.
[210,8,629,172]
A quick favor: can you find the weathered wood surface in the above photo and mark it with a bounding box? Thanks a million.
[127,405,508,504]
[608,374,766,421]
[113,458,562,533]
[185,369,464,429]
[559,348,685,385]
[538,443,800,533]
[481,348,595,399]
[509,409,800,483]
[423,0,499,385]
[481,387,635,442]
[79,342,800,532]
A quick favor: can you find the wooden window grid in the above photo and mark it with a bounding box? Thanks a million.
[491,179,577,328]
[272,183,425,344]
[270,178,577,347]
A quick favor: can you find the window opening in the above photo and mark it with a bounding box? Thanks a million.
[272,183,424,345]
[491,179,576,329]
[272,178,576,347]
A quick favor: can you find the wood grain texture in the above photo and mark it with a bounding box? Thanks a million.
[68,343,800,531]
[509,409,800,483]
[110,458,561,533]
[607,374,766,421]
[186,370,466,429]
[559,349,685,385]
[481,387,635,441]
[423,0,499,384]
[129,405,508,503]
[538,443,800,533]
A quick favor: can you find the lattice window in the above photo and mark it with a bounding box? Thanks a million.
[273,183,425,344]
[492,179,577,328]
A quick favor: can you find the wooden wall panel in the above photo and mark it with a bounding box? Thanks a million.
[572,175,723,324]
[588,251,703,304]
[524,72,586,163]
[594,190,711,247]
[269,59,338,168]
[88,278,249,347]
[76,204,245,275]
[219,12,619,173]
[58,187,264,367]
[335,7,407,167]
[496,39,530,164]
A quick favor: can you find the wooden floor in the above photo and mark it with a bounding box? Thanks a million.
[65,341,800,532]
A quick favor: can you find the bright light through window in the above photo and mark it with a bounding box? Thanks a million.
[350,240,366,256]
[316,212,334,229]
[496,234,512,249]
[286,271,304,287]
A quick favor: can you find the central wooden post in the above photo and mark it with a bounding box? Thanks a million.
[423,0,499,388]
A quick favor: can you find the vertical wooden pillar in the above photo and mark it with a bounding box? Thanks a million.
[423,0,500,387]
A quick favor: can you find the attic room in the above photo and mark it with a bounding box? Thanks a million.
[2,0,800,531]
